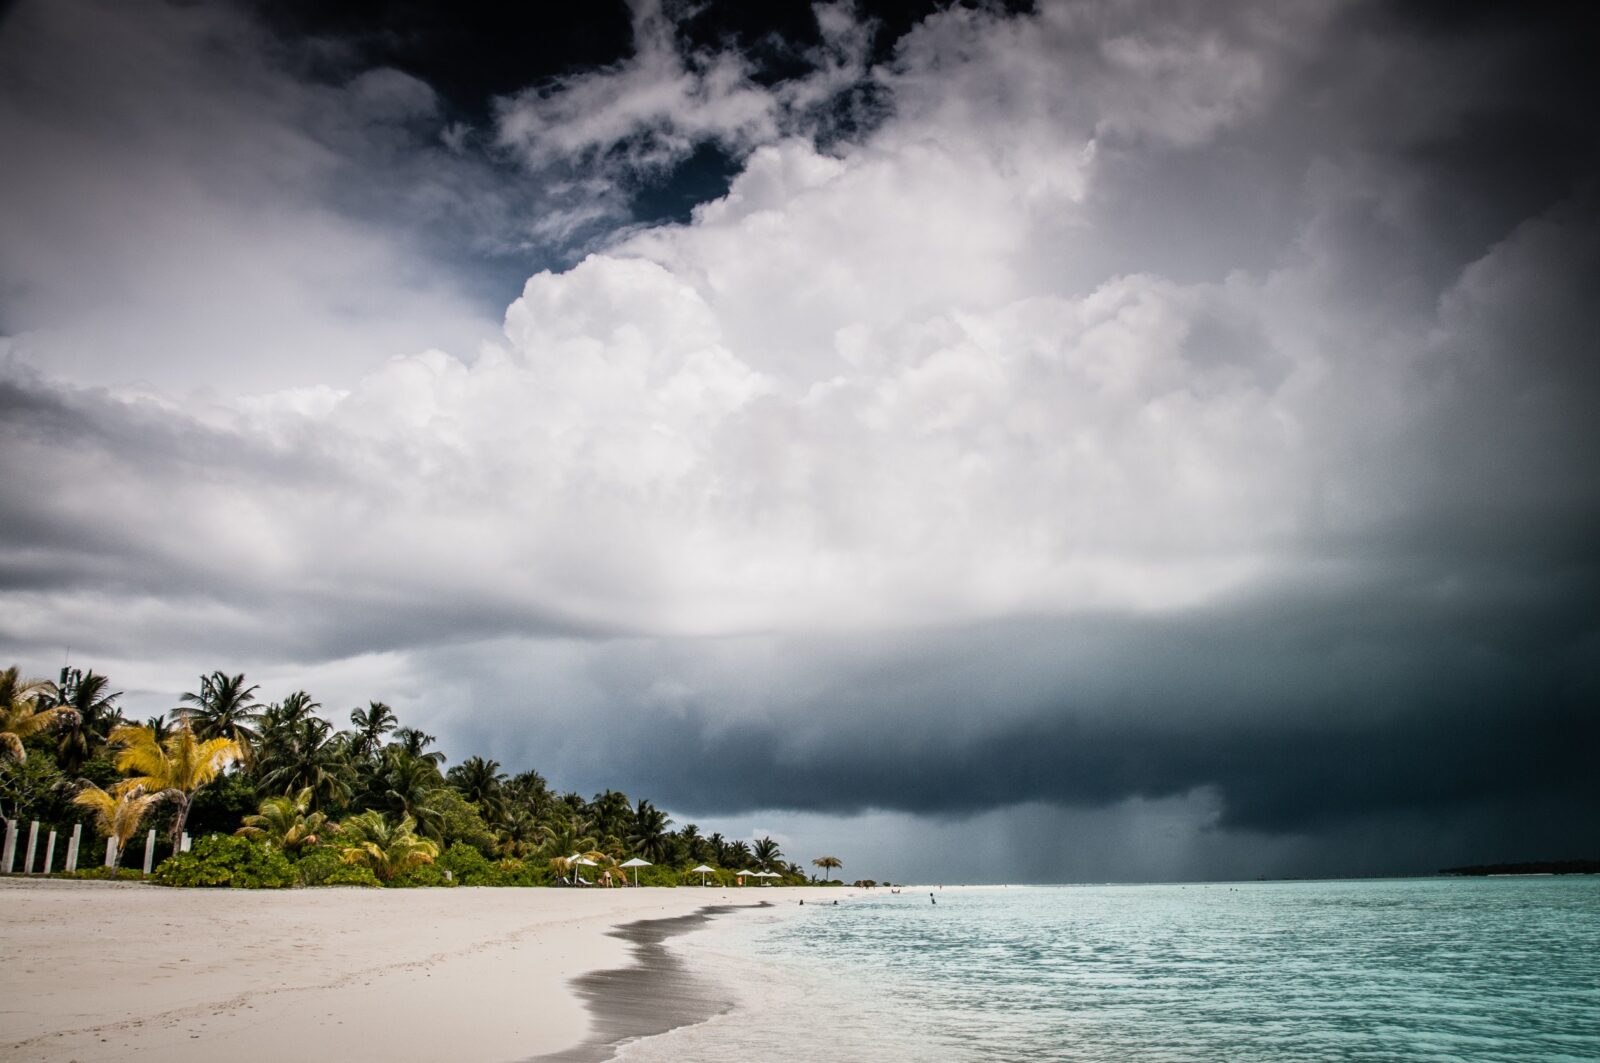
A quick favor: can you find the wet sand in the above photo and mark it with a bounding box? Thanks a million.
[534,904,758,1062]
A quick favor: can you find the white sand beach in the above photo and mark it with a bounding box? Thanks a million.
[0,879,855,1063]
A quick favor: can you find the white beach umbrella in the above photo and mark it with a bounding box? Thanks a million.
[562,854,598,885]
[736,868,756,884]
[756,870,780,886]
[619,857,651,885]
[690,863,716,886]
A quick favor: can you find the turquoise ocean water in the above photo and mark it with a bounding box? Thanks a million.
[613,878,1599,1062]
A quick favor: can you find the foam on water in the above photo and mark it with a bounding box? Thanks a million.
[610,878,1600,1062]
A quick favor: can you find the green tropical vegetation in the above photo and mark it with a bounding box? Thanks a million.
[0,662,831,889]
[155,834,296,888]
[236,787,327,854]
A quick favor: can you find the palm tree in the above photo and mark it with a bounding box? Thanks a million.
[52,668,124,773]
[538,811,598,866]
[172,672,261,756]
[110,723,240,846]
[277,690,320,725]
[591,789,633,842]
[678,823,709,863]
[504,769,555,839]
[72,782,160,875]
[1,665,71,764]
[725,839,753,868]
[255,715,352,810]
[496,806,552,859]
[812,855,843,882]
[447,756,509,825]
[236,787,328,854]
[349,701,398,759]
[753,835,783,870]
[143,715,173,742]
[390,727,445,767]
[339,811,438,882]
[356,748,446,841]
[255,694,321,771]
[629,799,674,863]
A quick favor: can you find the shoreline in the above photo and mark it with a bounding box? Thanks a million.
[533,903,758,1063]
[0,879,859,1063]
[546,887,869,1063]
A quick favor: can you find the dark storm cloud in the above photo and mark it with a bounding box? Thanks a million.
[474,580,1597,831]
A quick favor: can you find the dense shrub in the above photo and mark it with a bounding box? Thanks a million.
[154,834,295,889]
[390,860,453,888]
[501,858,552,887]
[54,865,121,880]
[430,789,499,856]
[439,843,504,886]
[292,845,346,886]
[632,864,686,887]
[319,863,382,887]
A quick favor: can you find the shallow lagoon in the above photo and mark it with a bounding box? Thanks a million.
[617,878,1600,1062]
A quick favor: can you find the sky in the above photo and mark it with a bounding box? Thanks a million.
[1,0,1595,883]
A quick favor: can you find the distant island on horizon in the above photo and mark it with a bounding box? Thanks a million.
[1438,859,1600,877]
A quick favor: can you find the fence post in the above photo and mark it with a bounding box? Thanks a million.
[43,830,57,874]
[2,820,15,873]
[66,824,81,873]
[180,832,191,853]
[104,837,117,869]
[24,821,39,873]
[142,829,157,875]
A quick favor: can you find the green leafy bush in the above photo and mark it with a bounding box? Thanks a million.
[632,864,686,887]
[53,865,121,881]
[430,789,498,855]
[319,863,382,887]
[390,860,453,888]
[292,845,346,886]
[439,842,504,886]
[499,858,552,887]
[154,834,295,889]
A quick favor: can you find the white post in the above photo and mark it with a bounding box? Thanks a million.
[104,837,117,869]
[142,829,157,875]
[180,832,191,853]
[43,830,57,874]
[66,824,81,872]
[24,821,39,873]
[2,820,15,873]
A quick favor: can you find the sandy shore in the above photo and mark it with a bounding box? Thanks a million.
[0,879,856,1063]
